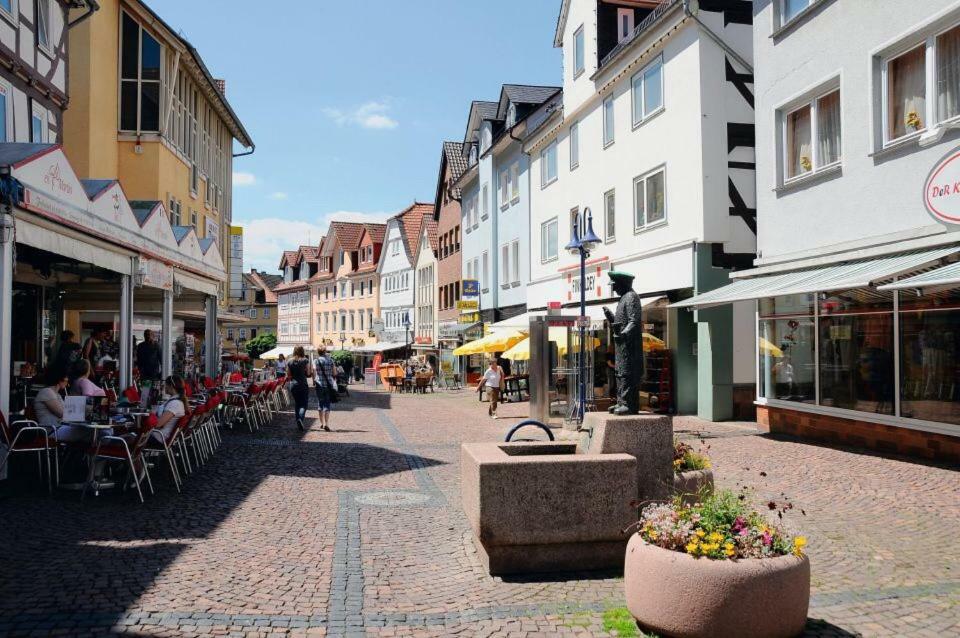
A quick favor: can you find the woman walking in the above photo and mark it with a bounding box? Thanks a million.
[477,358,505,419]
[313,347,338,432]
[286,346,313,431]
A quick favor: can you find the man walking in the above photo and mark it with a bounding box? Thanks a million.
[313,347,337,432]
[136,329,163,381]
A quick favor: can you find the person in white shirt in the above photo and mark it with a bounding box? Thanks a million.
[154,375,187,439]
[477,358,505,419]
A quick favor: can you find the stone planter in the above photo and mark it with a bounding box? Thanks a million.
[624,535,810,638]
[673,469,714,504]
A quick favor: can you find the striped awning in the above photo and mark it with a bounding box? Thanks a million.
[671,246,959,310]
[878,260,960,292]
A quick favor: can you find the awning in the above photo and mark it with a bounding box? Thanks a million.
[671,247,959,310]
[452,329,527,356]
[16,215,134,275]
[260,346,294,360]
[488,311,544,331]
[350,342,409,354]
[878,260,960,292]
[175,270,219,297]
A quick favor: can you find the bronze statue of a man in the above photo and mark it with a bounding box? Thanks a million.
[603,271,643,415]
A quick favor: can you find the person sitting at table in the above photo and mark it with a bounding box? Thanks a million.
[154,375,188,440]
[69,359,106,398]
[33,369,90,444]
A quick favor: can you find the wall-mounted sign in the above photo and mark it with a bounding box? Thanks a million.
[925,147,960,223]
[457,299,479,310]
[414,336,432,344]
[138,257,174,291]
[560,258,611,303]
[462,279,480,297]
[459,312,480,324]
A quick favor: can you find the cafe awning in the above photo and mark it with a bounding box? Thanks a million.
[671,247,959,310]
[878,260,960,292]
[350,342,409,354]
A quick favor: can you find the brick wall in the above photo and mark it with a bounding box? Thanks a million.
[757,405,960,464]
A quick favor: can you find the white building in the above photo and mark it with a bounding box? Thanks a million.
[524,0,757,420]
[678,0,960,459]
[377,202,434,344]
[413,215,439,356]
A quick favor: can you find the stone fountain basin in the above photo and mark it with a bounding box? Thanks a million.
[461,440,638,575]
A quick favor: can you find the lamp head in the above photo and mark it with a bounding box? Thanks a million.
[580,208,602,250]
[564,219,582,254]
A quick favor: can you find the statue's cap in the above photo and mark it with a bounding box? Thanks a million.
[607,270,635,283]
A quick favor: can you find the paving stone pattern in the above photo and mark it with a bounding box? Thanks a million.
[0,388,957,637]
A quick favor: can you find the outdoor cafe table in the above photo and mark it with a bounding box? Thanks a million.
[58,422,117,497]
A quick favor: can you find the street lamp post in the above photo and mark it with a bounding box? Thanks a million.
[339,331,346,352]
[564,207,602,426]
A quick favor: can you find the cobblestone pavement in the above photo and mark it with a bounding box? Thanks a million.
[0,387,957,637]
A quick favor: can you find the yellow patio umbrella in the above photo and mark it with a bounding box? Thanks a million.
[452,329,528,357]
[759,337,784,358]
[643,333,666,351]
[501,328,601,361]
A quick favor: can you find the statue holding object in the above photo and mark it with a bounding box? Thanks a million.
[603,271,643,416]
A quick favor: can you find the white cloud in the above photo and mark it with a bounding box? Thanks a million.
[233,172,257,186]
[235,211,390,274]
[270,192,288,200]
[322,101,399,130]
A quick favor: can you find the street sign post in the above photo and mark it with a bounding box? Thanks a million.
[462,279,480,297]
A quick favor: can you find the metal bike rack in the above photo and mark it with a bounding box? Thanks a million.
[503,419,556,442]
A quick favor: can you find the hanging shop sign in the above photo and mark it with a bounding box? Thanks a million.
[459,312,481,324]
[462,279,480,297]
[925,146,960,224]
[414,336,432,345]
[457,299,479,310]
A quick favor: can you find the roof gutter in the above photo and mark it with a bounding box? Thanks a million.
[67,0,99,29]
[682,0,752,73]
[233,145,255,158]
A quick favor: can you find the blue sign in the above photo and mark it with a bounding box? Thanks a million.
[462,279,480,297]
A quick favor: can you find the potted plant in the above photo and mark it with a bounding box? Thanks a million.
[625,490,810,638]
[673,439,713,503]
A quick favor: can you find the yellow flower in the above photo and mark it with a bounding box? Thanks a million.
[695,529,706,538]
[648,529,659,540]
[793,536,807,556]
[673,459,683,468]
[708,532,724,543]
[685,541,699,554]
[723,542,735,557]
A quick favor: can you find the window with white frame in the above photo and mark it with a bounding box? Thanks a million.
[239,328,247,340]
[569,121,579,170]
[499,168,509,207]
[510,162,519,202]
[249,308,257,319]
[391,239,400,256]
[0,81,9,143]
[30,102,48,143]
[783,87,841,181]
[500,244,510,287]
[633,167,666,229]
[604,189,616,242]
[780,0,812,26]
[264,307,270,318]
[541,141,558,187]
[631,57,663,126]
[573,25,585,77]
[618,8,635,42]
[36,0,50,50]
[511,240,519,284]
[482,251,489,291]
[603,95,615,147]
[0,0,13,19]
[481,184,489,219]
[881,24,960,144]
[541,217,558,262]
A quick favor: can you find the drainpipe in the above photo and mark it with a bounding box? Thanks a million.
[68,0,99,29]
[682,0,753,74]
[233,145,255,158]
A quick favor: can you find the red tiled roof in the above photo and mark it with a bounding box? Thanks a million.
[278,250,299,270]
[363,223,387,245]
[393,202,435,262]
[308,271,335,283]
[328,221,365,251]
[299,245,319,260]
[272,280,310,293]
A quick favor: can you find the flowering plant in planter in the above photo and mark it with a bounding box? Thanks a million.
[673,439,710,474]
[636,489,806,560]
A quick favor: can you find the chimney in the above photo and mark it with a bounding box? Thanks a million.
[214,78,226,95]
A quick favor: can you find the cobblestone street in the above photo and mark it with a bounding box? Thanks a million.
[0,387,957,637]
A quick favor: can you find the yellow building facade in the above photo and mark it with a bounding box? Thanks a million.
[63,0,254,303]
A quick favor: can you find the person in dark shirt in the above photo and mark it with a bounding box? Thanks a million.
[53,330,82,378]
[136,329,163,381]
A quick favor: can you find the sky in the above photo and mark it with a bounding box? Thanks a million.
[148,0,563,274]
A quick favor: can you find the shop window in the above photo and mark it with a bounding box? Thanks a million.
[818,289,895,415]
[759,294,817,404]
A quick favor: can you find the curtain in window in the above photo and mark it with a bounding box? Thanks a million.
[817,91,841,166]
[938,26,960,122]
[645,172,665,223]
[786,105,812,178]
[889,45,926,139]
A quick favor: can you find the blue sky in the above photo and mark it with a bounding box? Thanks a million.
[149,0,562,274]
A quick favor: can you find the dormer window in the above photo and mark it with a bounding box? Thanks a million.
[469,144,478,165]
[299,262,308,281]
[506,103,517,128]
[284,266,293,283]
[618,9,634,43]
